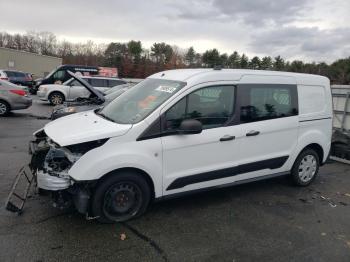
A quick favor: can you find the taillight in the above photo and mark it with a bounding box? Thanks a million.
[10,90,26,96]
[0,77,9,81]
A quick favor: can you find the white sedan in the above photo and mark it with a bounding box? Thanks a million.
[37,76,126,105]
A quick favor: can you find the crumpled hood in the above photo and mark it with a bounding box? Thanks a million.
[44,110,132,146]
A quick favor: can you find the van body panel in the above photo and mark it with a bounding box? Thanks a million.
[68,120,164,197]
[296,120,332,163]
[36,69,333,203]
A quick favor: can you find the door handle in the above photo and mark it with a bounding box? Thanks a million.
[246,130,260,136]
[220,135,235,142]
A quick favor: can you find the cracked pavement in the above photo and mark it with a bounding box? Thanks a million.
[0,96,350,261]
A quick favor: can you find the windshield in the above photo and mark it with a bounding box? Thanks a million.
[99,78,186,124]
[44,66,60,79]
[104,88,128,104]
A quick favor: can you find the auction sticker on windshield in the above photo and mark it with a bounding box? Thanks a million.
[155,85,178,93]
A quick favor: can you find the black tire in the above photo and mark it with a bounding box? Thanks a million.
[91,172,151,223]
[0,100,10,116]
[291,149,320,186]
[49,92,65,105]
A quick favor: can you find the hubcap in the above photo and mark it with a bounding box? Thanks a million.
[103,182,142,221]
[298,154,317,182]
[51,95,63,105]
[0,102,7,115]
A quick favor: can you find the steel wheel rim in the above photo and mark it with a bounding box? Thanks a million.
[0,102,7,115]
[51,94,63,105]
[103,181,143,221]
[298,154,317,182]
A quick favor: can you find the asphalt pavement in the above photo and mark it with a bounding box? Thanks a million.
[0,96,350,262]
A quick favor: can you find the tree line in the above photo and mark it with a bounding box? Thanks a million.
[0,31,349,84]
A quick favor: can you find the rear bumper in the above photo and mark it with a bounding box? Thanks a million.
[11,97,32,110]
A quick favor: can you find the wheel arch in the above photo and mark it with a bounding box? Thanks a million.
[48,90,66,101]
[97,167,156,200]
[0,98,11,110]
[299,143,324,165]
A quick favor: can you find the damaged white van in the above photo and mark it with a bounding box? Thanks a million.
[29,69,332,222]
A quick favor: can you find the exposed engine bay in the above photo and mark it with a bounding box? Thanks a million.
[29,128,108,213]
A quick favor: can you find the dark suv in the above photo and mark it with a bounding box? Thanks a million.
[0,70,34,88]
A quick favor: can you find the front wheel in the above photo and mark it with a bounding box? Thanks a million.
[91,172,151,223]
[291,149,320,186]
[49,92,65,105]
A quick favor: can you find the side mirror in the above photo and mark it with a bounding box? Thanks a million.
[178,119,202,134]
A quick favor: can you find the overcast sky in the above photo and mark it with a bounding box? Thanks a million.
[1,0,349,63]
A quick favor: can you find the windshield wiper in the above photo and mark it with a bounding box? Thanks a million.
[95,110,115,123]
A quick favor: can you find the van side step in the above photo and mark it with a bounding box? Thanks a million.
[5,165,36,215]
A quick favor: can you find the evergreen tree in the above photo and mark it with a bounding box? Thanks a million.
[185,46,196,66]
[228,51,241,68]
[240,54,249,68]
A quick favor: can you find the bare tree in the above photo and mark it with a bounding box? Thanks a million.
[37,31,57,56]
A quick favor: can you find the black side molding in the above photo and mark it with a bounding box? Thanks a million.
[157,171,290,202]
[299,117,332,123]
[166,156,289,190]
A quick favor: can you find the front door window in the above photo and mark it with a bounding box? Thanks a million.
[164,85,235,131]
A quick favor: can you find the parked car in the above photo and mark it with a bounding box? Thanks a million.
[29,68,332,223]
[37,76,127,105]
[0,80,32,116]
[51,80,133,120]
[32,65,119,94]
[0,70,34,88]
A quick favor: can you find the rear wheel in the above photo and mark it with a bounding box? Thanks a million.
[291,149,320,186]
[49,92,64,105]
[0,100,10,116]
[91,172,151,223]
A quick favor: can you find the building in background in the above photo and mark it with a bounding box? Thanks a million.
[0,47,62,79]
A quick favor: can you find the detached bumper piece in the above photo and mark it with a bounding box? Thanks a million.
[5,165,36,215]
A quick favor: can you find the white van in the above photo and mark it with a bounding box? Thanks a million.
[30,69,332,222]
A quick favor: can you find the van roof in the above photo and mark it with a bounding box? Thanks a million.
[148,68,329,86]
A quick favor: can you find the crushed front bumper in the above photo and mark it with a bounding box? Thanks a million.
[36,170,71,191]
[27,137,92,215]
[29,139,72,191]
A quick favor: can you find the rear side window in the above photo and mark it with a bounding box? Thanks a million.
[14,72,25,77]
[108,79,126,87]
[90,78,107,87]
[298,85,326,114]
[240,84,298,123]
[4,71,15,77]
[165,85,235,130]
